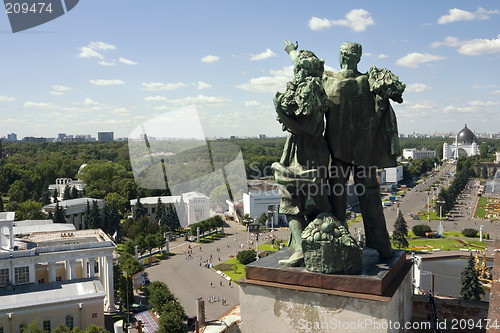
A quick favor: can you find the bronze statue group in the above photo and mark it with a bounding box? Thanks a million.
[272,41,405,269]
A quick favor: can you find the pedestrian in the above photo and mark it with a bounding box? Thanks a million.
[229,281,232,287]
[210,282,213,288]
[220,281,223,286]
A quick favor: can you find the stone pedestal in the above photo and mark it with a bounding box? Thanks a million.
[239,248,413,332]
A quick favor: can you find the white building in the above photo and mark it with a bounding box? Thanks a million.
[496,152,500,163]
[443,124,479,160]
[130,192,210,227]
[48,178,87,201]
[403,148,436,160]
[243,191,280,227]
[42,198,105,230]
[385,165,404,184]
[0,213,116,332]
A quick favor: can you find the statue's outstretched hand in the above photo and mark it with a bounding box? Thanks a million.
[284,41,298,54]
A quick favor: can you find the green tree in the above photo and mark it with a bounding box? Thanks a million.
[158,301,187,333]
[52,188,58,203]
[134,197,146,220]
[237,249,257,265]
[0,193,4,212]
[135,233,148,256]
[460,254,484,300]
[63,184,71,201]
[392,210,409,249]
[70,186,79,199]
[156,197,166,226]
[118,252,143,277]
[90,200,102,229]
[7,179,29,203]
[54,202,66,223]
[147,281,177,311]
[145,233,158,258]
[10,200,48,221]
[84,201,91,229]
[40,190,51,206]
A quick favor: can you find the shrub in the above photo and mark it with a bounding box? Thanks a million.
[412,224,432,237]
[237,249,257,265]
[462,228,478,238]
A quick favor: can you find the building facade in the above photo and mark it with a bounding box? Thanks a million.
[42,198,105,230]
[403,148,436,160]
[0,213,116,332]
[130,192,210,227]
[48,178,87,201]
[243,191,281,227]
[443,124,479,160]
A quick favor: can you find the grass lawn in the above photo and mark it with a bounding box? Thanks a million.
[475,196,489,218]
[214,257,246,285]
[394,237,485,251]
[258,243,279,251]
[197,232,225,243]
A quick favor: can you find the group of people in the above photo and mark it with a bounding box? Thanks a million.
[273,40,405,266]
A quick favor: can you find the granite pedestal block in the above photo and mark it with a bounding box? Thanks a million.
[239,248,413,332]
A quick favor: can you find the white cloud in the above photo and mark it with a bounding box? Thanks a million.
[157,95,230,107]
[196,81,212,90]
[432,34,500,56]
[244,101,272,110]
[78,47,103,59]
[0,95,15,102]
[438,7,499,24]
[491,90,500,95]
[201,55,220,63]
[250,49,277,61]
[98,60,116,66]
[406,83,432,93]
[144,96,168,101]
[237,66,293,93]
[457,34,500,56]
[84,98,100,106]
[431,36,462,48]
[309,17,332,31]
[141,82,187,91]
[310,9,374,32]
[50,85,71,96]
[119,57,138,65]
[52,85,71,92]
[395,52,445,68]
[23,102,59,109]
[89,79,125,86]
[113,107,130,115]
[88,41,116,50]
[378,54,388,59]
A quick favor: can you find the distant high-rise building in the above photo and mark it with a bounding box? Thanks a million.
[259,134,266,139]
[57,133,67,141]
[98,132,114,142]
[7,133,17,141]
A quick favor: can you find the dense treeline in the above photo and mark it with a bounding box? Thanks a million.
[435,156,476,216]
[1,137,498,221]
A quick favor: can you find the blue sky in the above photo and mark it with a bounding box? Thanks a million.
[1,1,499,139]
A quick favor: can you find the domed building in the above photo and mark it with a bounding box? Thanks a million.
[443,124,479,160]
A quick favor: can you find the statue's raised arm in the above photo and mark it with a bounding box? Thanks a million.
[284,40,298,65]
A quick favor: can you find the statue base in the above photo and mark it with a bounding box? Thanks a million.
[240,248,413,332]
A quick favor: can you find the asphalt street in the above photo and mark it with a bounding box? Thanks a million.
[145,220,290,321]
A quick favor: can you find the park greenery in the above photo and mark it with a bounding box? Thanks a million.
[460,254,485,301]
[392,210,409,249]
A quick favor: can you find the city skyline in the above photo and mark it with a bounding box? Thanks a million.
[1,1,500,139]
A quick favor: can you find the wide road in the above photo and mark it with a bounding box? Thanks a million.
[145,219,289,321]
[351,162,499,240]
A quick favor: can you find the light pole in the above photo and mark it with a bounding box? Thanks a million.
[436,200,445,235]
[426,190,430,221]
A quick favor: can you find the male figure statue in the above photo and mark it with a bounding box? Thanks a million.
[323,41,405,259]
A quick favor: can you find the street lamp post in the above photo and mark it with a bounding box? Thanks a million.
[426,191,430,221]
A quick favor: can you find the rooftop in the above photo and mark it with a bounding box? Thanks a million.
[0,278,106,311]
